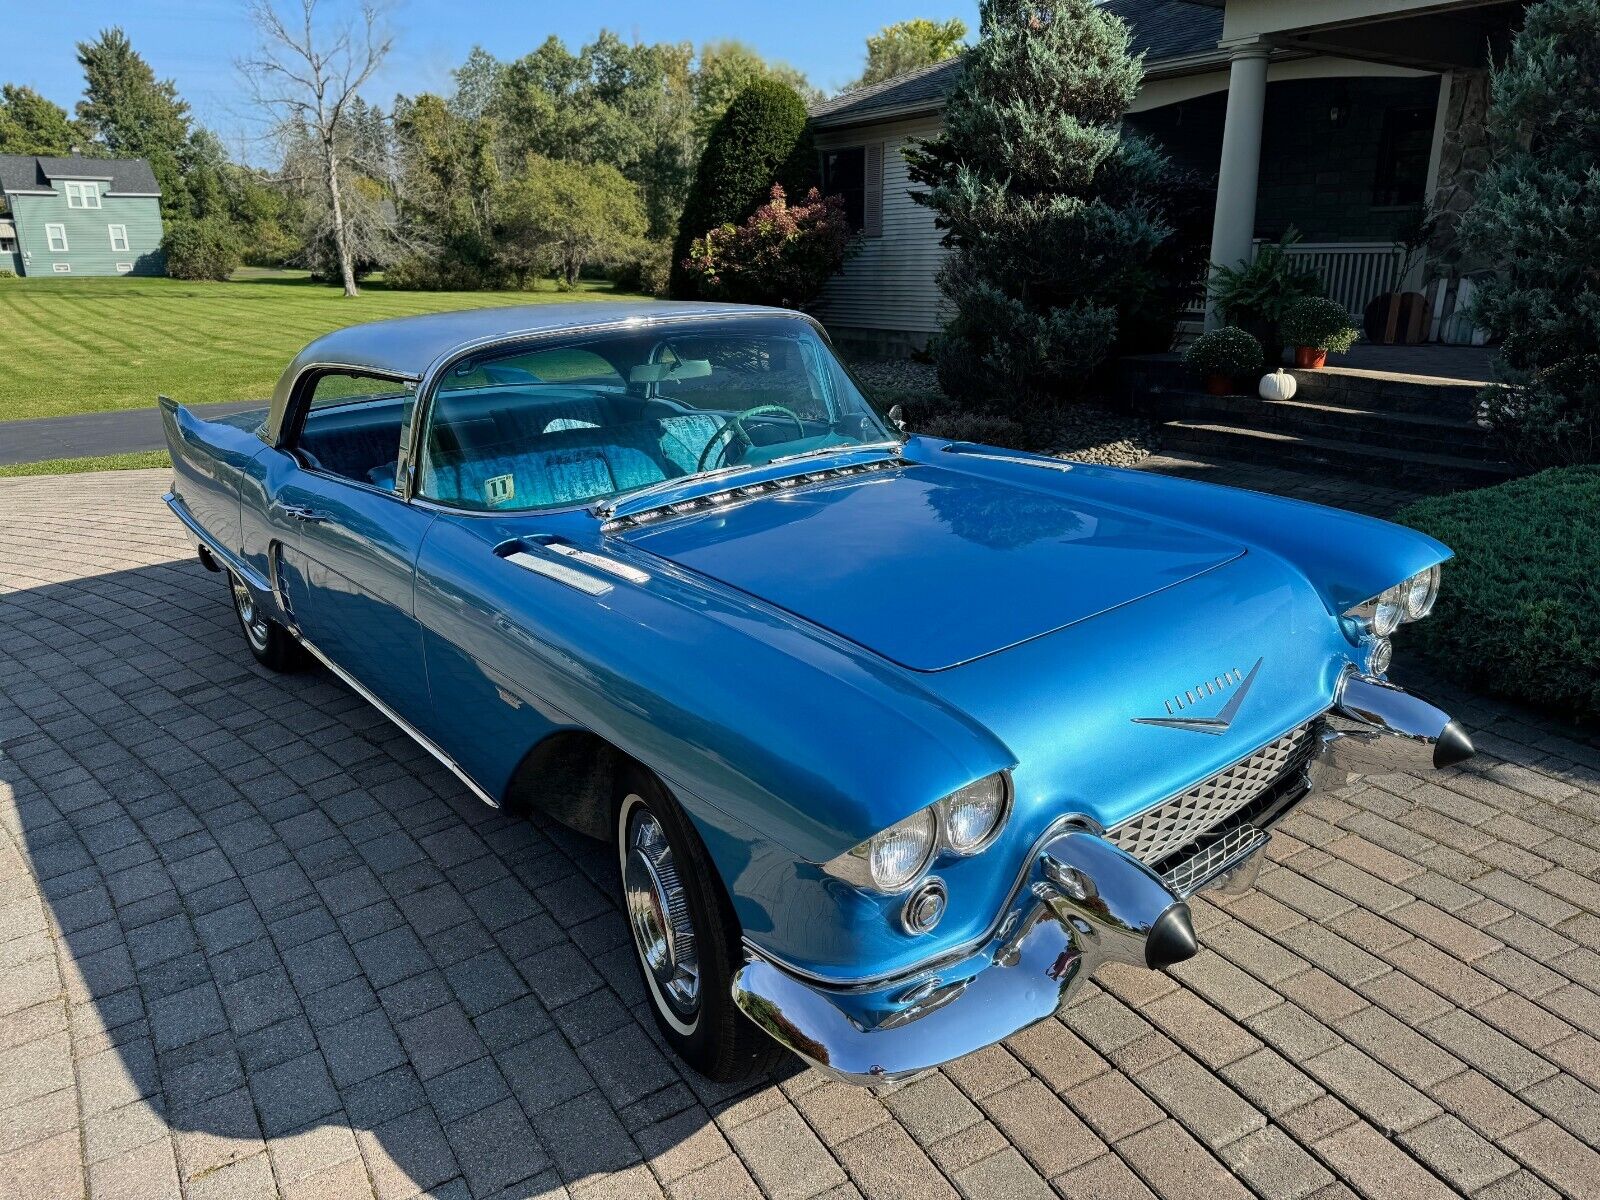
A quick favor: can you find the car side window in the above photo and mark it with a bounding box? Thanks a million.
[295,371,413,491]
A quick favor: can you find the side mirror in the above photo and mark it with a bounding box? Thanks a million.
[888,404,908,433]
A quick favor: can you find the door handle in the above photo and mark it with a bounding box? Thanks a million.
[282,505,329,523]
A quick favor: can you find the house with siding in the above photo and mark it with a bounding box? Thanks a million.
[0,154,164,277]
[808,0,1518,354]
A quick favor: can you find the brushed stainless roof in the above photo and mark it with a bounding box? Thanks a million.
[264,299,800,444]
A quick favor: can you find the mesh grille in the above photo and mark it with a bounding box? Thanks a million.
[1109,723,1315,866]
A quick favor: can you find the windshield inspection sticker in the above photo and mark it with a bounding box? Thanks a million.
[485,474,515,505]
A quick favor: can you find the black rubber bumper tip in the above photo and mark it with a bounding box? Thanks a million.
[1145,903,1198,971]
[1434,721,1475,769]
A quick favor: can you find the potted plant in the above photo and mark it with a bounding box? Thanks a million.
[1184,326,1264,395]
[1207,229,1324,363]
[1280,296,1360,368]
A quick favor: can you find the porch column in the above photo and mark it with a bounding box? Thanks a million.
[1205,43,1272,328]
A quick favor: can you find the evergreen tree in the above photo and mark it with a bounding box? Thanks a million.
[906,0,1207,409]
[670,78,815,298]
[0,86,84,156]
[1458,0,1600,466]
[75,28,196,218]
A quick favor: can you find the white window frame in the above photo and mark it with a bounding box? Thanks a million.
[45,223,69,253]
[64,181,101,209]
[115,262,134,273]
[53,263,72,273]
[108,224,130,253]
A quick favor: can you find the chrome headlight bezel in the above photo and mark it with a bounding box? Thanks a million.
[1346,565,1443,640]
[937,773,1012,856]
[823,771,1012,895]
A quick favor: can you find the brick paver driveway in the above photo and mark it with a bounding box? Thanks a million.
[2,465,1598,1200]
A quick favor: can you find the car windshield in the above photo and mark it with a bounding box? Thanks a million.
[417,315,897,513]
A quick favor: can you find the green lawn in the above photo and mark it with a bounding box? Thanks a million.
[0,450,171,477]
[0,274,649,422]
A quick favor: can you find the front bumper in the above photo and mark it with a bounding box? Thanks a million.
[732,671,1472,1084]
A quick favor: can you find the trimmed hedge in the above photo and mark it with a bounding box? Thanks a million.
[1397,466,1600,722]
[669,78,815,299]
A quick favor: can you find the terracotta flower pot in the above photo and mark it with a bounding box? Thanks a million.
[1205,373,1233,396]
[1294,346,1328,369]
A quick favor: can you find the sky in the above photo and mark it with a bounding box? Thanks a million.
[1,0,980,164]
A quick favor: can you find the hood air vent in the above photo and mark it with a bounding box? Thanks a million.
[602,457,911,533]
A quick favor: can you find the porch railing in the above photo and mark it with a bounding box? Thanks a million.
[1274,240,1408,320]
[1185,240,1409,325]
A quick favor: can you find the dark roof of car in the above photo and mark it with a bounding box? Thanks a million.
[810,0,1224,127]
[0,154,161,195]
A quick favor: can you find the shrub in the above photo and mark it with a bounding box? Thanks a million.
[0,268,15,279]
[162,218,243,281]
[1209,230,1323,359]
[610,242,672,297]
[671,79,815,299]
[1397,465,1600,722]
[682,186,855,308]
[1281,296,1360,353]
[1457,0,1600,469]
[1183,326,1263,378]
[904,0,1208,412]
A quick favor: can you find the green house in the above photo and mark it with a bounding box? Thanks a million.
[0,154,164,277]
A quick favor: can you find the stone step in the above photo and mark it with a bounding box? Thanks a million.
[1137,391,1500,459]
[1157,420,1519,492]
[1287,366,1484,421]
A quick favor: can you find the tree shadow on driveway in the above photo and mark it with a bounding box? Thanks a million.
[0,554,800,1198]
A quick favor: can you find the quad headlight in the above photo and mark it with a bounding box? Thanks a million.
[824,773,1011,894]
[1345,565,1442,676]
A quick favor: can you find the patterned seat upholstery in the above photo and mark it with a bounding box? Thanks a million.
[657,413,728,474]
[427,421,683,510]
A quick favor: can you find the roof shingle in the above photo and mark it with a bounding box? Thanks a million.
[810,0,1223,127]
[0,154,161,196]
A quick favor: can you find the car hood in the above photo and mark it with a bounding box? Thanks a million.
[618,462,1246,671]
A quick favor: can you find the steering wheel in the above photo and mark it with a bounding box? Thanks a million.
[695,404,807,472]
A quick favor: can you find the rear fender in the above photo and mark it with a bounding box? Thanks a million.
[160,397,268,571]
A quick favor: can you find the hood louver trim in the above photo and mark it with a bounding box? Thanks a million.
[602,458,911,533]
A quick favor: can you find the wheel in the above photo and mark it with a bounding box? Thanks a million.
[229,572,304,672]
[616,763,782,1081]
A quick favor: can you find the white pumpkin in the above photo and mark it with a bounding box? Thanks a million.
[1258,368,1297,401]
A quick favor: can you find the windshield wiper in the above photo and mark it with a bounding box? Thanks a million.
[768,439,904,466]
[592,440,905,520]
[591,460,772,519]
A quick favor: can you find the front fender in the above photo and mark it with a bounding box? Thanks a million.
[415,511,1016,867]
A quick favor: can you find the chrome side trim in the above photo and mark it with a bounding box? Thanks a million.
[939,444,1075,473]
[164,492,283,608]
[295,635,501,810]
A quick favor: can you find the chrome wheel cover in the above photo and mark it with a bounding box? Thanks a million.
[231,576,271,653]
[623,802,700,1021]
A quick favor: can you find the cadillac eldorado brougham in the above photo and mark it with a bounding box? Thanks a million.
[160,302,1474,1083]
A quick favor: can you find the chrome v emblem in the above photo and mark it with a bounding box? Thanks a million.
[1132,658,1263,735]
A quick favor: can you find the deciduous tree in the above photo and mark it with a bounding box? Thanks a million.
[0,86,83,157]
[854,18,967,89]
[499,156,645,287]
[242,0,393,296]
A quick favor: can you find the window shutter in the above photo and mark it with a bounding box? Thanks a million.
[863,142,884,238]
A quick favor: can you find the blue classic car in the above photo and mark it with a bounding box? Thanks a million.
[161,302,1473,1084]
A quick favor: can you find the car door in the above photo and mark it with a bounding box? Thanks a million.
[269,368,438,732]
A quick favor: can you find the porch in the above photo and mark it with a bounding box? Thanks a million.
[1136,0,1525,336]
